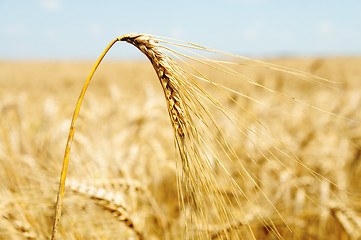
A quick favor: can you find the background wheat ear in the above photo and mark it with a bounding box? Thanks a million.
[66,179,144,240]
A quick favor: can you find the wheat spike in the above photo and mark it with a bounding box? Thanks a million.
[66,179,144,240]
[121,34,186,141]
[120,34,252,239]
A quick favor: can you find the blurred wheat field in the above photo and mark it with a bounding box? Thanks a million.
[1,57,361,239]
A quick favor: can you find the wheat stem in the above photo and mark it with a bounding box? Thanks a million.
[51,38,119,240]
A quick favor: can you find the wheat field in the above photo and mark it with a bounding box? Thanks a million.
[1,51,361,239]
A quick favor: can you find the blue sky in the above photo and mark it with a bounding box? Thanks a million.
[1,0,360,60]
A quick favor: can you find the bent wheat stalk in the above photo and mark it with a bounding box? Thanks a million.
[51,33,354,239]
[52,33,242,239]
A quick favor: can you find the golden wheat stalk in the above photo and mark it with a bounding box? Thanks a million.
[51,33,354,239]
[50,38,119,240]
[51,33,234,239]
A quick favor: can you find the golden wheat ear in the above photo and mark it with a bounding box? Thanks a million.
[51,33,265,239]
[51,33,359,240]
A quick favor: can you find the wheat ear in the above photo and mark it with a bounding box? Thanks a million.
[121,34,245,239]
[66,179,144,240]
[53,33,271,239]
[120,34,187,142]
